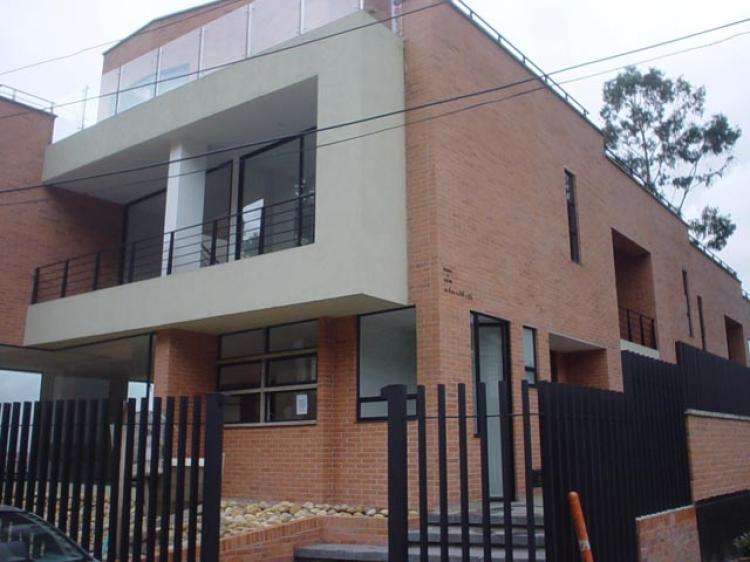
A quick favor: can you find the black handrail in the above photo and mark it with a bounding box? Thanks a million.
[31,193,315,304]
[618,306,657,349]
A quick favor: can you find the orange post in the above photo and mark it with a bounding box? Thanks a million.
[568,491,594,562]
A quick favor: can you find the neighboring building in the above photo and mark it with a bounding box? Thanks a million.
[1,0,749,510]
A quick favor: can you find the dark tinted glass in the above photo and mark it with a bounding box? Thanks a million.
[224,394,261,424]
[266,390,316,422]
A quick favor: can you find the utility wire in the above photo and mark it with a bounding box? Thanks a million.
[4,4,749,123]
[0,0,252,77]
[0,1,446,123]
[1,9,749,198]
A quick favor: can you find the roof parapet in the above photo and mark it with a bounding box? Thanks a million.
[0,84,55,115]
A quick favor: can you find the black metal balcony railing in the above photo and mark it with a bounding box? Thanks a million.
[31,193,315,304]
[619,306,657,350]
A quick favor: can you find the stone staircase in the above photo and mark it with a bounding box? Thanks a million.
[294,502,545,562]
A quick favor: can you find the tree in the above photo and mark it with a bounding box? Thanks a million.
[601,66,741,250]
[688,206,736,251]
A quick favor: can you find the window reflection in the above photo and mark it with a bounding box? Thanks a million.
[118,50,158,112]
[202,6,250,75]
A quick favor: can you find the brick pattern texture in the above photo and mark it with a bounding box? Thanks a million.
[687,413,750,501]
[0,98,123,345]
[636,505,700,562]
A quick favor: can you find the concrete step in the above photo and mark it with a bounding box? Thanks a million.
[425,511,543,528]
[408,525,545,547]
[294,543,546,562]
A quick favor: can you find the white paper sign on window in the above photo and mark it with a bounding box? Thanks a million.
[296,393,308,416]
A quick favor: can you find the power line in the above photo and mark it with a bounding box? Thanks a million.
[1,9,748,199]
[0,0,251,77]
[0,1,446,123]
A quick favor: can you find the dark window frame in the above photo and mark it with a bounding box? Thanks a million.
[356,305,418,423]
[216,319,318,426]
[697,295,707,350]
[564,170,581,263]
[522,326,538,385]
[682,270,694,337]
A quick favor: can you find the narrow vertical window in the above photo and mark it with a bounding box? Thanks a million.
[697,296,706,350]
[564,170,580,263]
[523,327,538,384]
[682,270,693,337]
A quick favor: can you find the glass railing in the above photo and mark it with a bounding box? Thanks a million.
[96,0,393,122]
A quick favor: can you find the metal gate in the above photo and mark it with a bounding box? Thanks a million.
[0,393,224,562]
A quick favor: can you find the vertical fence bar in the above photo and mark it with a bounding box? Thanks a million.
[47,401,65,524]
[639,315,645,346]
[132,398,149,561]
[159,398,175,562]
[477,383,492,562]
[234,214,243,261]
[457,384,471,562]
[120,399,137,562]
[173,397,189,562]
[210,220,219,265]
[92,252,102,290]
[187,396,202,562]
[34,402,52,518]
[257,206,267,255]
[498,383,514,562]
[3,403,21,505]
[200,393,225,562]
[437,385,449,562]
[69,400,87,542]
[167,231,175,275]
[146,398,162,562]
[416,386,428,562]
[23,402,40,511]
[60,260,70,298]
[81,400,99,552]
[626,309,632,341]
[13,402,33,508]
[383,385,408,562]
[0,403,10,506]
[58,400,76,532]
[104,401,122,562]
[522,381,536,562]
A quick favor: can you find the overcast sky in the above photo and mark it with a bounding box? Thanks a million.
[1,0,747,287]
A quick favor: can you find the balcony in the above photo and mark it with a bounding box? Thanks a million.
[32,194,315,304]
[619,306,657,350]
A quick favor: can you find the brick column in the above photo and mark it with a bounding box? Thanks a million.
[152,329,218,397]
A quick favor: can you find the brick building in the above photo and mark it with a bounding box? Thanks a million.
[2,0,750,519]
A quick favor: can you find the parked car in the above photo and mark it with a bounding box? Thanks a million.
[0,506,96,562]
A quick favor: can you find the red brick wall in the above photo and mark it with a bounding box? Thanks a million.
[636,505,700,562]
[0,98,124,345]
[687,411,750,501]
[153,329,218,397]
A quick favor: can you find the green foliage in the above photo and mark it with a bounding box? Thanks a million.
[733,530,750,556]
[689,206,737,251]
[601,67,741,247]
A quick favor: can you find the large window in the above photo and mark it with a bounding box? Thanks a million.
[218,320,317,425]
[239,135,315,258]
[358,307,417,420]
[564,170,581,263]
[523,326,538,384]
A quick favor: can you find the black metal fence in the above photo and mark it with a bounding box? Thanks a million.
[31,193,315,304]
[0,394,224,562]
[384,382,540,562]
[678,342,750,417]
[538,351,692,562]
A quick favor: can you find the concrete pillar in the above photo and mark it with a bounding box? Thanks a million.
[163,141,207,274]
